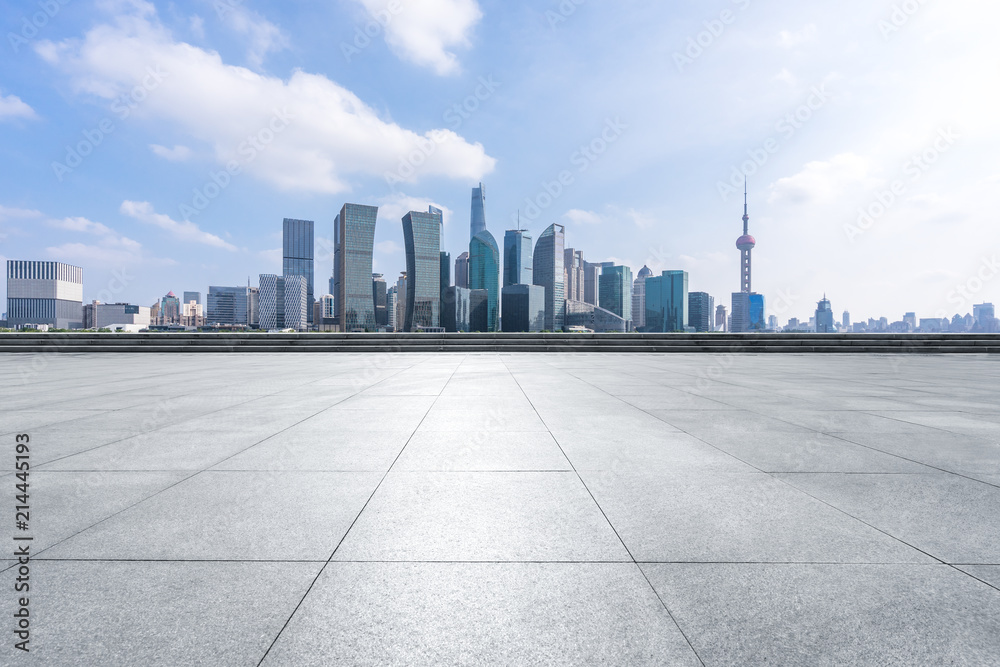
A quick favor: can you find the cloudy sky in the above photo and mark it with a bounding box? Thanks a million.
[1,0,998,323]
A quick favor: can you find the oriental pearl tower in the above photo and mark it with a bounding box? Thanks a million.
[736,179,756,294]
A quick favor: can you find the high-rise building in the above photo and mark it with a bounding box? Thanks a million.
[583,261,602,306]
[259,274,308,331]
[903,312,917,331]
[469,289,490,332]
[395,272,407,332]
[159,291,181,324]
[469,230,500,332]
[816,295,834,333]
[644,270,689,332]
[563,249,585,301]
[334,203,379,331]
[440,252,451,297]
[283,218,315,324]
[471,182,487,241]
[504,229,533,287]
[731,184,764,333]
[716,304,728,332]
[385,286,398,331]
[974,303,997,332]
[455,252,470,289]
[632,266,652,331]
[688,292,715,333]
[598,265,633,326]
[6,260,84,329]
[533,224,566,331]
[731,292,749,333]
[748,293,766,331]
[183,291,201,308]
[372,273,388,327]
[767,314,778,331]
[843,311,851,329]
[402,208,443,331]
[207,285,255,325]
[442,286,471,332]
[502,284,545,332]
[736,181,756,294]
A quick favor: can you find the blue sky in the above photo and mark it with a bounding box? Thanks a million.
[1,0,998,323]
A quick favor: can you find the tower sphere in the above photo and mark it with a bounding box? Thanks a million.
[736,235,756,251]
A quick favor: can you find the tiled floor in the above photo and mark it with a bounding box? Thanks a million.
[2,353,999,665]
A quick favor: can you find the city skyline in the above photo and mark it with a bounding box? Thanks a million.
[1,1,998,324]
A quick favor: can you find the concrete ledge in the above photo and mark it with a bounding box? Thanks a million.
[2,332,1000,353]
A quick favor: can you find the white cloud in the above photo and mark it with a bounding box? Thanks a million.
[563,209,603,226]
[189,15,205,39]
[48,216,116,236]
[376,193,454,228]
[768,153,878,205]
[37,4,495,195]
[40,213,157,267]
[0,93,37,121]
[377,240,403,254]
[215,1,288,68]
[356,0,482,76]
[120,200,238,251]
[779,24,818,48]
[257,247,282,266]
[0,205,43,222]
[150,144,193,161]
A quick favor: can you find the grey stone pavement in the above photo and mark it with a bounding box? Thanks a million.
[1,352,1000,666]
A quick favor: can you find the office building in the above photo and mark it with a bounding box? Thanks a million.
[632,265,652,331]
[502,284,545,332]
[565,300,628,333]
[183,291,201,308]
[974,303,996,331]
[599,265,632,327]
[402,208,443,331]
[731,292,749,333]
[181,300,204,328]
[442,286,471,332]
[504,229,533,287]
[816,295,834,333]
[159,291,181,324]
[645,271,689,332]
[469,230,500,332]
[843,311,851,329]
[903,312,917,331]
[469,289,490,332]
[563,249,585,301]
[372,274,388,327]
[6,260,84,329]
[334,203,379,331]
[385,286,398,331]
[207,285,255,326]
[283,218,315,323]
[395,273,407,332]
[440,251,451,296]
[83,302,151,329]
[688,292,715,333]
[471,182,487,241]
[748,293,766,331]
[455,252,470,289]
[533,224,566,331]
[716,304,728,332]
[583,261,602,306]
[259,274,308,331]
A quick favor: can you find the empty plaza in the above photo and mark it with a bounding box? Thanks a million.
[2,352,999,665]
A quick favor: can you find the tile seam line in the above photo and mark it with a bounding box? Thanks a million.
[254,354,468,667]
[502,354,708,667]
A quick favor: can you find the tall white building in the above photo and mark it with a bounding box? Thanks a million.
[259,274,308,331]
[6,260,84,329]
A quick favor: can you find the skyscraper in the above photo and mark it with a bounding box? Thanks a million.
[471,182,487,240]
[183,291,201,308]
[442,286,471,332]
[598,265,633,326]
[732,183,762,333]
[283,218,315,323]
[6,260,83,329]
[583,261,602,306]
[259,274,308,331]
[816,295,834,333]
[395,273,407,332]
[160,291,181,324]
[644,270,689,332]
[455,252,470,289]
[440,251,451,295]
[632,265,652,330]
[504,229,533,287]
[843,311,851,329]
[688,292,715,333]
[716,304,728,332]
[402,208,443,331]
[469,230,500,332]
[562,249,584,302]
[372,273,388,327]
[207,285,254,325]
[501,284,545,332]
[533,224,566,331]
[334,203,379,331]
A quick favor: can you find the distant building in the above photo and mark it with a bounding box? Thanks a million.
[183,291,201,307]
[442,286,471,332]
[767,315,778,331]
[563,248,585,302]
[207,285,256,326]
[502,284,545,332]
[159,291,181,324]
[259,274,308,330]
[395,273,407,332]
[815,295,834,333]
[565,300,627,333]
[632,266,652,330]
[599,265,632,327]
[372,274,388,327]
[455,252,470,289]
[440,252,451,300]
[317,294,336,330]
[471,182,487,241]
[181,300,204,328]
[84,302,151,329]
[843,311,851,329]
[903,312,917,331]
[974,303,997,332]
[505,230,533,288]
[715,304,728,332]
[334,203,379,331]
[748,293,766,331]
[469,230,500,332]
[533,224,566,331]
[6,260,84,329]
[469,289,490,332]
[688,292,714,333]
[283,218,314,323]
[582,261,602,306]
[645,271,689,332]
[385,287,398,331]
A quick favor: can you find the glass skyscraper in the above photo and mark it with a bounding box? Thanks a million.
[598,265,632,326]
[501,284,545,332]
[283,218,314,324]
[688,292,715,333]
[402,208,443,331]
[644,270,689,332]
[532,224,565,331]
[334,203,379,331]
[455,252,470,289]
[503,229,533,288]
[469,230,500,332]
[207,285,254,325]
[471,182,487,241]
